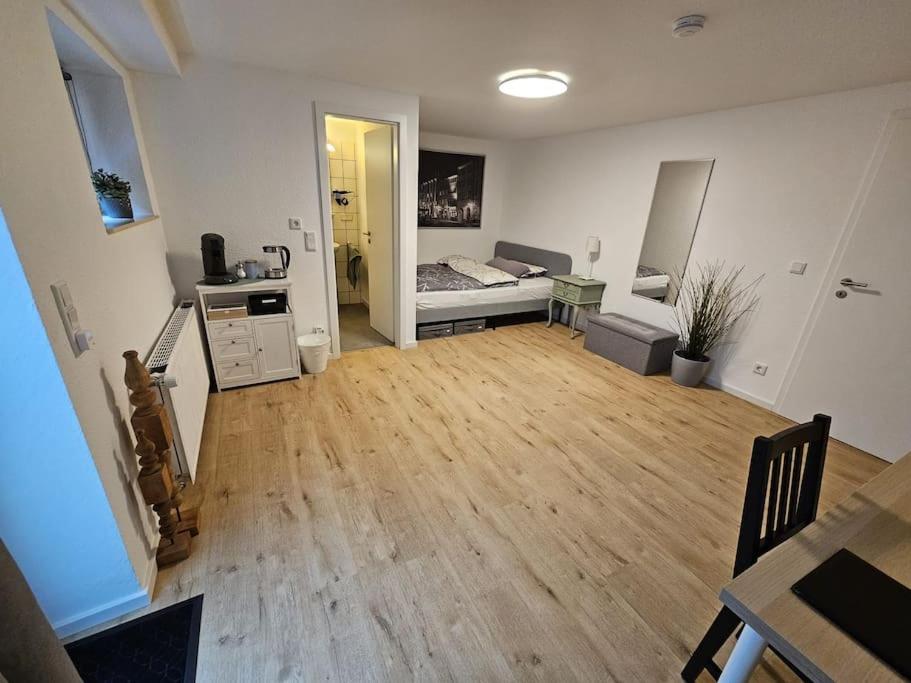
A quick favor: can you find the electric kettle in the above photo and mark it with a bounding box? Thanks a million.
[262,245,290,279]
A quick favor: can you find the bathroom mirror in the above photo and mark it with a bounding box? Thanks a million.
[632,159,714,305]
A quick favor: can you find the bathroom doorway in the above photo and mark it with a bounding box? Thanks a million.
[324,115,396,353]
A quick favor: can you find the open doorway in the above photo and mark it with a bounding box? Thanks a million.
[323,115,397,353]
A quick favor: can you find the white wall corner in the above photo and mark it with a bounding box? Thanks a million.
[141,0,182,76]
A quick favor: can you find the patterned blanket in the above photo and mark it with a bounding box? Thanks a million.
[417,264,486,292]
[637,264,667,278]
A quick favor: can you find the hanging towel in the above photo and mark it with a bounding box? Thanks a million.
[347,244,362,289]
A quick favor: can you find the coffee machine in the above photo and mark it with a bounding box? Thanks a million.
[201,233,238,285]
[262,245,291,279]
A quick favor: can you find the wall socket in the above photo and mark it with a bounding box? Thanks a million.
[289,217,302,230]
[752,362,769,376]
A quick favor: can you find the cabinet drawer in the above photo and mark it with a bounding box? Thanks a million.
[217,357,260,385]
[208,319,254,340]
[211,336,257,361]
[553,281,583,301]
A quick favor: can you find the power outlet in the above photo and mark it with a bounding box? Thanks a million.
[289,217,302,230]
[752,362,769,376]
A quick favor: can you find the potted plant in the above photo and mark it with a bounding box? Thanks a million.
[91,168,133,219]
[671,262,762,387]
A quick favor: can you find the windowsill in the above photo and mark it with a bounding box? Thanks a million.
[103,214,159,234]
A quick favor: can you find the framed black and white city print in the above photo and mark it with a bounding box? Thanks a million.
[418,150,485,228]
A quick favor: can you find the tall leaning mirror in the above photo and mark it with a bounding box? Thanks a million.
[632,159,714,305]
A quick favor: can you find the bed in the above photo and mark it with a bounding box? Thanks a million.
[632,265,670,301]
[416,241,572,324]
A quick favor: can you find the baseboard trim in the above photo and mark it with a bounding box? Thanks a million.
[53,586,151,639]
[704,376,775,411]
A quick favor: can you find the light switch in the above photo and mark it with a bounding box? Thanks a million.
[304,231,317,252]
[789,261,808,275]
[51,280,90,357]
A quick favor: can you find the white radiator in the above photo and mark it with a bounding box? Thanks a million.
[146,301,209,482]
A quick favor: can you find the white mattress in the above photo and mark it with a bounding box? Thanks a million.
[632,273,670,292]
[417,277,554,311]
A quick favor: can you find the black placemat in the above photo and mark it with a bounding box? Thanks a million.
[792,549,910,679]
[65,595,203,683]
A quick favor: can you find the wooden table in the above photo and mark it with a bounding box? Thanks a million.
[718,452,911,682]
[546,274,606,338]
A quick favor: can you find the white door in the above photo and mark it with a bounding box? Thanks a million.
[364,125,395,342]
[779,114,911,462]
[254,317,298,381]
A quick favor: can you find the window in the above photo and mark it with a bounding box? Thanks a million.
[47,11,154,231]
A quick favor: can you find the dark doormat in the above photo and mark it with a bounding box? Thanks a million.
[65,595,203,683]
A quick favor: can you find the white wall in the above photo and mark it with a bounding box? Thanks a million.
[501,80,911,407]
[131,58,420,345]
[418,133,509,264]
[1,0,177,632]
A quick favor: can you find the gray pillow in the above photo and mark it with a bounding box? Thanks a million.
[486,257,530,278]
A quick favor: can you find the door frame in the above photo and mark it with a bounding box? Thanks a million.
[314,102,404,359]
[775,108,911,412]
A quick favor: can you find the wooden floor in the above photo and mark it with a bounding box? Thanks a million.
[154,323,885,681]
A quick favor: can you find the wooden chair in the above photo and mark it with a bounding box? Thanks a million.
[681,414,831,682]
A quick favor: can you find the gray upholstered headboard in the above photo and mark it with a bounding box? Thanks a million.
[494,241,572,277]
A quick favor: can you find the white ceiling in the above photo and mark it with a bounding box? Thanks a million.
[167,1,911,139]
[63,0,180,76]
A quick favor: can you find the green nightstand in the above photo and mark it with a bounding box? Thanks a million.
[547,274,606,338]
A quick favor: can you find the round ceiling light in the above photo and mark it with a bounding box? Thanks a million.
[497,70,569,99]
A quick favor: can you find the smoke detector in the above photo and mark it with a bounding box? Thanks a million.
[672,15,705,38]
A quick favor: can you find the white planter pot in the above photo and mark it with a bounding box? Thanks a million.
[671,351,711,387]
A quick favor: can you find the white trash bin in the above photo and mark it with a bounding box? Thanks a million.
[297,333,331,374]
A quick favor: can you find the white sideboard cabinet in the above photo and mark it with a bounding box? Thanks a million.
[196,278,300,391]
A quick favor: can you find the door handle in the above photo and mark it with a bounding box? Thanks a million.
[840,278,869,288]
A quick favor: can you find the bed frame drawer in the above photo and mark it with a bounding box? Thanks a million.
[417,323,454,340]
[454,319,486,335]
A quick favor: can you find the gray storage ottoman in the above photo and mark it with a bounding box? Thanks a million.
[584,313,678,375]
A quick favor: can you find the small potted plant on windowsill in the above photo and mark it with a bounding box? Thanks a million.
[671,262,763,387]
[91,168,133,220]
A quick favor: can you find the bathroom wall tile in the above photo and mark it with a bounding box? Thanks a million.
[346,198,357,214]
[342,160,356,178]
[329,160,343,177]
[343,177,357,193]
[338,291,349,305]
[348,291,360,304]
[328,144,341,160]
[341,141,355,160]
[332,227,345,243]
[337,275,349,293]
[346,228,359,245]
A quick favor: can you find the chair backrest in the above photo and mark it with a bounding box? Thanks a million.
[732,414,831,577]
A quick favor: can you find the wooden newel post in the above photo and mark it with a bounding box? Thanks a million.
[123,350,199,567]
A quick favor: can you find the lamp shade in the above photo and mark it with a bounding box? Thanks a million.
[586,236,601,256]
